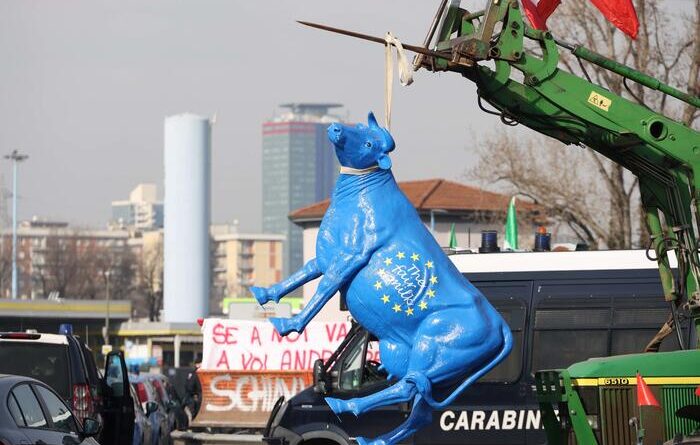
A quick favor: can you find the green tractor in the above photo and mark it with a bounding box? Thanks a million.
[302,0,700,442]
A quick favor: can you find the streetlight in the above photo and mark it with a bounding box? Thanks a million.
[5,150,28,300]
[103,270,112,347]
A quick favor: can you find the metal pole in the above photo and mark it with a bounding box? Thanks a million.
[104,271,111,345]
[11,160,17,299]
[5,150,28,300]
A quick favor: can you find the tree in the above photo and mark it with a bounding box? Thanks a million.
[0,238,12,297]
[472,0,698,249]
[36,234,82,298]
[32,230,137,300]
[136,238,163,321]
[78,242,137,301]
[471,132,629,248]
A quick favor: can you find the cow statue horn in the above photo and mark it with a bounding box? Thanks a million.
[251,112,512,445]
[368,111,379,128]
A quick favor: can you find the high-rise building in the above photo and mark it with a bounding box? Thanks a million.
[262,103,342,279]
[111,183,164,230]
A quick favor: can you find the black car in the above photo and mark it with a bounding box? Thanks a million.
[0,374,102,445]
[0,329,135,445]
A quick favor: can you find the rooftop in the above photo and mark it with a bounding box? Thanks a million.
[0,298,131,320]
[289,179,543,222]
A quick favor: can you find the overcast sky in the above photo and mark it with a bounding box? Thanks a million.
[0,1,693,231]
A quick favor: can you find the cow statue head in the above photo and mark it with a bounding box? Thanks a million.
[327,111,396,170]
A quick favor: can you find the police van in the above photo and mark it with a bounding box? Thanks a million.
[262,249,694,445]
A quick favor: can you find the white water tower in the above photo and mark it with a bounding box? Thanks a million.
[163,113,211,323]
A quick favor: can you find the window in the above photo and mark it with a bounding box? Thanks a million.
[35,385,77,433]
[336,334,368,391]
[482,301,526,382]
[0,344,70,399]
[611,328,683,354]
[105,354,125,397]
[532,330,608,370]
[532,307,610,371]
[7,393,24,426]
[11,384,47,428]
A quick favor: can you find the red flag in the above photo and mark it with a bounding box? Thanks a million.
[636,373,660,407]
[522,0,561,30]
[521,0,638,39]
[588,0,639,39]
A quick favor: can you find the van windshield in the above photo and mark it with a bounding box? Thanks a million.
[0,343,70,399]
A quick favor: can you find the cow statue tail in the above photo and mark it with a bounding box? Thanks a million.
[414,323,513,409]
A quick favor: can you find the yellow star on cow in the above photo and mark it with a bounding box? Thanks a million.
[419,301,428,310]
[374,281,382,290]
[392,303,402,313]
[381,294,390,304]
[426,289,436,298]
[396,251,405,259]
[405,307,414,316]
[429,275,438,285]
[425,261,434,269]
[411,253,420,261]
[384,258,393,266]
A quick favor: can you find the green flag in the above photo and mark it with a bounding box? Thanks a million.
[448,223,458,249]
[504,196,518,250]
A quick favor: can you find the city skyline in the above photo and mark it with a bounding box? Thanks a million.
[0,1,512,233]
[0,1,694,233]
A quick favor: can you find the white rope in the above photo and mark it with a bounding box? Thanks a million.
[384,32,414,130]
[339,165,379,175]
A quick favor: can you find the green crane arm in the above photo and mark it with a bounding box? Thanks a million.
[299,0,700,346]
[414,0,700,348]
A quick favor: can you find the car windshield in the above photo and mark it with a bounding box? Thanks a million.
[0,343,70,399]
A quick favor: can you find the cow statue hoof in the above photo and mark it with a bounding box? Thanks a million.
[355,437,385,445]
[269,317,298,335]
[250,286,271,305]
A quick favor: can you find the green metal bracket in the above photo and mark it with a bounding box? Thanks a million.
[536,370,599,445]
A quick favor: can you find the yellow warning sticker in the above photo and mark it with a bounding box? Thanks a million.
[588,91,612,111]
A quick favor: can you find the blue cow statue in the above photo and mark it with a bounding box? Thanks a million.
[252,112,512,445]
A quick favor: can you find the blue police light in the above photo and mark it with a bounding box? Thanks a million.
[58,323,74,335]
[479,230,500,253]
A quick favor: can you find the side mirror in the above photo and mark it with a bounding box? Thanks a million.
[81,417,101,437]
[313,358,328,394]
[146,401,158,415]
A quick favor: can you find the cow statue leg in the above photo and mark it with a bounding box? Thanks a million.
[328,309,509,416]
[355,396,432,445]
[325,373,423,416]
[269,254,371,336]
[251,259,320,305]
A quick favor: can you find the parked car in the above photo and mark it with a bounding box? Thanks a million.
[0,329,134,445]
[145,374,189,431]
[0,373,102,445]
[130,373,170,445]
[130,381,156,445]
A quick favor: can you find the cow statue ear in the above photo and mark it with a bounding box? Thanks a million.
[378,154,392,170]
[368,112,379,129]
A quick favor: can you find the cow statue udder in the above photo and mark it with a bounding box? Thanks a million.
[252,112,512,445]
